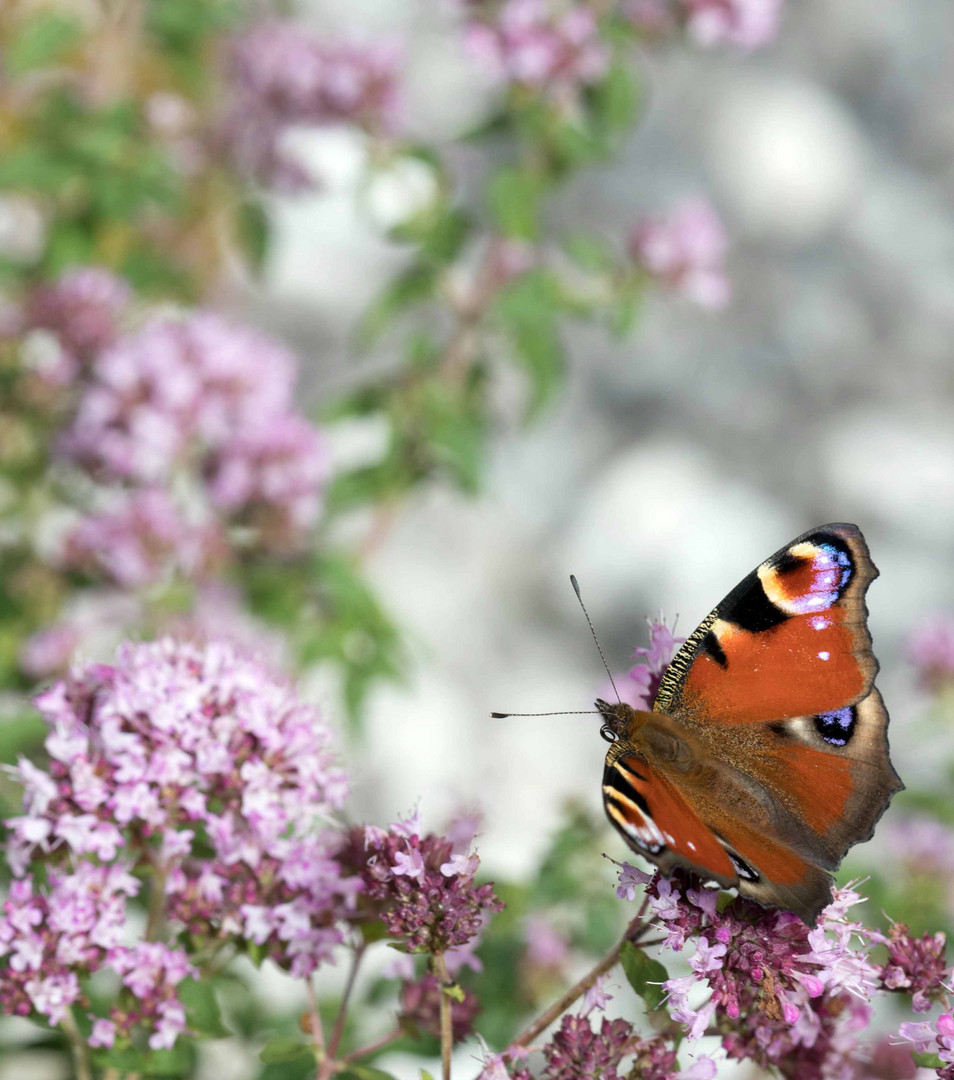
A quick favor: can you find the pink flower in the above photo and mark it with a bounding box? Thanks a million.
[626,871,883,1074]
[25,267,131,359]
[5,639,356,991]
[875,923,951,1012]
[623,0,783,50]
[393,846,427,880]
[224,20,401,189]
[581,973,613,1015]
[893,1012,954,1069]
[682,0,783,51]
[62,489,223,588]
[524,915,570,969]
[629,199,731,309]
[89,1018,116,1048]
[206,415,329,551]
[464,0,609,99]
[613,859,652,902]
[18,624,81,680]
[348,823,503,955]
[623,616,685,710]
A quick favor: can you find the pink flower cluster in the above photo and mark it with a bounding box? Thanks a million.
[464,0,610,99]
[876,923,951,1013]
[2,639,356,1049]
[478,974,718,1080]
[893,1012,954,1079]
[24,266,131,360]
[13,268,331,591]
[224,19,401,189]
[0,866,193,1048]
[619,867,879,1077]
[625,0,784,51]
[64,489,223,589]
[346,809,503,956]
[622,616,685,710]
[628,199,731,309]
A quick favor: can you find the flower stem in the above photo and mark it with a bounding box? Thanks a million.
[511,908,651,1050]
[308,976,332,1058]
[60,1009,93,1080]
[327,941,366,1059]
[340,1024,404,1063]
[432,952,453,1080]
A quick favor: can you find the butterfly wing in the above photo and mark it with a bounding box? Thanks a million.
[654,523,879,725]
[608,523,902,924]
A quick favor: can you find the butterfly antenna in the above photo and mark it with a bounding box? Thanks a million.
[569,574,621,704]
[490,710,600,718]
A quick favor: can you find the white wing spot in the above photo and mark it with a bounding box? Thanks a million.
[817,650,830,661]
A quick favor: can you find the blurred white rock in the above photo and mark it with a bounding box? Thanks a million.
[364,155,441,230]
[557,440,797,622]
[823,410,954,548]
[705,73,866,243]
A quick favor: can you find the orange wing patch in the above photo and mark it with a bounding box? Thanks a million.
[655,525,877,726]
[603,752,735,880]
[682,614,866,724]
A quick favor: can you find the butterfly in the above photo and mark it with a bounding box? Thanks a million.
[598,523,902,925]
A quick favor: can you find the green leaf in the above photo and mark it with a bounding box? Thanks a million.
[620,940,669,1012]
[358,265,437,345]
[594,62,639,133]
[442,982,466,1003]
[237,200,271,275]
[420,1072,435,1080]
[144,1046,195,1076]
[338,1067,401,1080]
[494,270,564,414]
[564,233,613,272]
[6,13,81,75]
[488,168,544,239]
[0,712,46,764]
[259,1037,313,1065]
[913,1051,944,1068]
[179,977,229,1038]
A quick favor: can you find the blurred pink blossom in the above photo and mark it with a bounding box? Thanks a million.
[18,624,80,680]
[907,615,954,692]
[624,0,783,50]
[62,489,224,588]
[464,0,609,97]
[206,414,329,550]
[224,20,402,188]
[682,0,783,51]
[629,198,731,309]
[524,914,570,969]
[24,267,131,359]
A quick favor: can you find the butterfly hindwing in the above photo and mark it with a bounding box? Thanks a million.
[603,746,736,884]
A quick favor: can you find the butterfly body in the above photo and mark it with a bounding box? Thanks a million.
[601,523,902,925]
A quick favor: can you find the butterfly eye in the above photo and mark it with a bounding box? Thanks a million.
[600,724,618,744]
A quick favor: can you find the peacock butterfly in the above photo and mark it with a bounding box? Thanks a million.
[597,523,902,925]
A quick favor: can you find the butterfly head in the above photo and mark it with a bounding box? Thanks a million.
[595,698,651,744]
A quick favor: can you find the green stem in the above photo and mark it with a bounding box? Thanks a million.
[432,953,453,1080]
[327,941,366,1059]
[511,905,651,1050]
[60,1009,93,1080]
